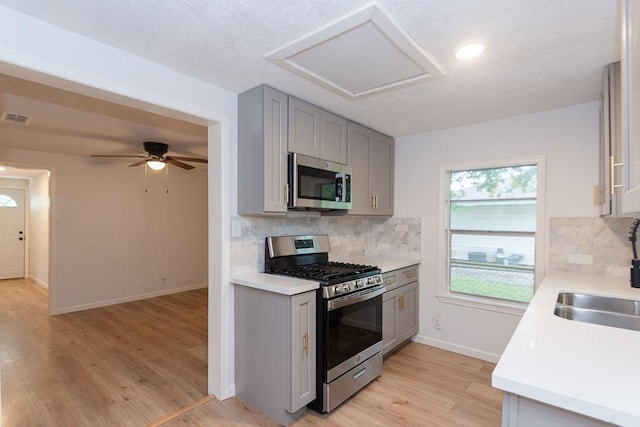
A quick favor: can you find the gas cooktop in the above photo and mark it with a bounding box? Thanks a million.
[264,235,383,297]
[270,261,380,285]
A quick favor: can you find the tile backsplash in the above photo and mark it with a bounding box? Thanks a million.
[549,217,636,276]
[230,215,633,278]
[230,216,421,276]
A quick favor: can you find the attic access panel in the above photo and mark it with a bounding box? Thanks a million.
[266,4,444,100]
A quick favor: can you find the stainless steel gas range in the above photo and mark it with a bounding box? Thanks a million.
[265,235,384,412]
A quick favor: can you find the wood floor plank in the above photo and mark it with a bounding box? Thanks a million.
[0,278,503,426]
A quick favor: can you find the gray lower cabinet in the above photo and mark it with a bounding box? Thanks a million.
[238,85,288,215]
[502,393,613,427]
[347,121,394,216]
[382,265,419,355]
[235,286,316,425]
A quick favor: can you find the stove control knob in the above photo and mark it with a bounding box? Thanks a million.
[343,284,351,292]
[334,285,343,294]
[355,279,364,288]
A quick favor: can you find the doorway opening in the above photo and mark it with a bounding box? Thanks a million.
[0,169,50,287]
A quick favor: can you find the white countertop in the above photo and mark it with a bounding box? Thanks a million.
[492,271,640,426]
[230,257,420,296]
[230,273,318,296]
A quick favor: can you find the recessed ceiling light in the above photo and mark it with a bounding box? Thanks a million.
[456,43,485,60]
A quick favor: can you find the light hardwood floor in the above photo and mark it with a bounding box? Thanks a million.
[0,278,502,426]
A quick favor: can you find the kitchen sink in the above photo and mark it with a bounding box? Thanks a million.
[554,292,640,332]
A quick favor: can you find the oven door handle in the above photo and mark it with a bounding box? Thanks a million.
[327,285,386,311]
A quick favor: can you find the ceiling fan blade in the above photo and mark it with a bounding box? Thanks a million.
[129,160,148,168]
[91,154,148,159]
[167,156,208,163]
[166,158,195,170]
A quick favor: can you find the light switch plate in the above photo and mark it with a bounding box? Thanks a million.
[231,219,241,237]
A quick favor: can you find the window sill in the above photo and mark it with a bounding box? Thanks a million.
[436,292,528,316]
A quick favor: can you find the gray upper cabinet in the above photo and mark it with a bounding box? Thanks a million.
[621,0,640,213]
[320,110,348,164]
[238,85,389,216]
[288,97,347,164]
[597,62,630,217]
[347,122,394,216]
[238,85,288,215]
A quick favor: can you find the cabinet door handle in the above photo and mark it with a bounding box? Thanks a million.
[303,332,309,354]
[284,184,289,205]
[400,295,404,310]
[611,156,625,194]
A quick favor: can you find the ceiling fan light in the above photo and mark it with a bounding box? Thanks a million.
[147,160,166,171]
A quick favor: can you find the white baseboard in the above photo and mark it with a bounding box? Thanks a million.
[53,282,207,315]
[412,334,501,363]
[28,274,49,289]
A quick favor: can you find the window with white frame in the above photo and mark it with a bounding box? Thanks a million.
[446,163,538,303]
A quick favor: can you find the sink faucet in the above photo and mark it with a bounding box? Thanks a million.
[630,219,640,288]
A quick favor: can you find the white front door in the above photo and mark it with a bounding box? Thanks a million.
[0,188,26,279]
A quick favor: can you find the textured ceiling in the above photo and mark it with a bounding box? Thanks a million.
[0,0,620,150]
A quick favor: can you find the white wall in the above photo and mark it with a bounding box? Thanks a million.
[0,5,237,399]
[395,102,600,361]
[28,171,49,288]
[0,147,208,311]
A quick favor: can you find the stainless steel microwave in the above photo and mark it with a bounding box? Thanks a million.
[288,153,352,211]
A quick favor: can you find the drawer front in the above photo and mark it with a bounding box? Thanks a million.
[382,265,418,292]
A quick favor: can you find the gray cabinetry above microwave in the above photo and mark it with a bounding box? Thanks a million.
[347,122,394,216]
[238,85,288,215]
[238,84,394,216]
[288,97,347,164]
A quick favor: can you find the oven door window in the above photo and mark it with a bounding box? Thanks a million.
[325,294,382,372]
[298,166,342,202]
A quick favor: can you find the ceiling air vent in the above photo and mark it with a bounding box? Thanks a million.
[1,112,32,125]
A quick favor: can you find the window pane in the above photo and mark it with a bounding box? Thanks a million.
[0,194,17,207]
[451,200,536,232]
[451,233,535,266]
[450,165,537,201]
[450,265,534,303]
[450,233,535,303]
[447,163,538,303]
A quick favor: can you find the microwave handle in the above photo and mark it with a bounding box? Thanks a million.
[337,173,349,202]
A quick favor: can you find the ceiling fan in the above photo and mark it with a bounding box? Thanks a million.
[91,141,207,170]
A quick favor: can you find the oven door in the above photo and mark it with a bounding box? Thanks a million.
[323,285,384,383]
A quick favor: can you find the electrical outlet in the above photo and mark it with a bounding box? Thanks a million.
[433,313,442,330]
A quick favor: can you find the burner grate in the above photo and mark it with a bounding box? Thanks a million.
[272,262,379,283]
